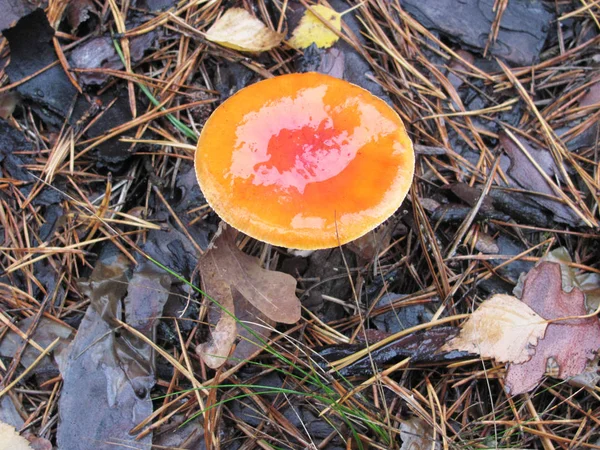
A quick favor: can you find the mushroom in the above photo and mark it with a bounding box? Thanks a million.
[195,72,414,250]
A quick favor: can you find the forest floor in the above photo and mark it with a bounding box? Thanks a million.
[1,0,600,449]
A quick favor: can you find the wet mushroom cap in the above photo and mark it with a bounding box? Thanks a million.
[195,72,414,250]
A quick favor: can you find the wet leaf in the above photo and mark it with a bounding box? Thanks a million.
[57,247,172,449]
[443,294,547,364]
[196,226,298,368]
[505,262,600,395]
[204,8,283,53]
[399,417,440,450]
[318,327,467,377]
[289,5,342,50]
[500,132,582,226]
[0,422,32,450]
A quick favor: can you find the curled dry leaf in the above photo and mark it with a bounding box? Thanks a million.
[0,421,33,450]
[288,5,342,49]
[505,262,600,395]
[443,294,547,364]
[196,226,300,368]
[204,8,283,53]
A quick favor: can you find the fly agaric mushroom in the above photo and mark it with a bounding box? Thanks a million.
[195,72,414,250]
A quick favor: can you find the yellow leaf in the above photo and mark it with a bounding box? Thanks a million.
[443,294,547,364]
[204,8,283,53]
[288,5,342,49]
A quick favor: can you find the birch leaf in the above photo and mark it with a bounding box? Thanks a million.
[288,5,342,49]
[443,294,547,364]
[205,8,283,53]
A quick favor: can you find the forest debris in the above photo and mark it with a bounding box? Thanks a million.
[567,356,600,389]
[289,5,342,49]
[541,247,600,313]
[443,294,547,364]
[0,92,19,119]
[500,132,582,226]
[197,277,236,369]
[57,248,154,450]
[0,0,36,30]
[318,327,468,376]
[401,0,553,65]
[65,0,96,32]
[371,294,433,334]
[0,317,72,379]
[70,33,158,86]
[200,226,300,324]
[3,9,77,123]
[204,8,283,53]
[400,416,441,450]
[505,262,600,395]
[347,226,392,260]
[3,10,135,167]
[0,421,32,450]
[196,226,297,368]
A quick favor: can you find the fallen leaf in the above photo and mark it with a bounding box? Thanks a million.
[230,289,275,366]
[443,294,547,364]
[505,262,600,395]
[196,225,299,368]
[541,247,600,312]
[0,92,19,119]
[289,5,342,50]
[197,277,237,369]
[567,356,600,389]
[399,416,441,450]
[347,225,392,260]
[204,8,283,53]
[0,421,33,450]
[500,132,582,226]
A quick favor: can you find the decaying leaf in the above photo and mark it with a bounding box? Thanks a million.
[505,262,600,395]
[288,5,342,49]
[443,294,547,364]
[399,417,441,450]
[0,421,33,450]
[204,8,283,53]
[196,226,299,368]
[567,356,600,389]
[197,277,237,369]
[541,247,600,312]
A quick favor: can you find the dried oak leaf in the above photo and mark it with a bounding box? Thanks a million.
[288,5,342,50]
[204,8,283,53]
[197,226,299,368]
[505,262,600,395]
[443,294,547,364]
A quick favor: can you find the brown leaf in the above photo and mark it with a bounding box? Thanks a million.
[229,290,275,365]
[505,262,600,395]
[399,417,440,450]
[203,226,300,324]
[196,276,237,369]
[196,226,299,368]
[443,294,547,364]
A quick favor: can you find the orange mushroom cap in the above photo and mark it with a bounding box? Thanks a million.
[195,72,414,250]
